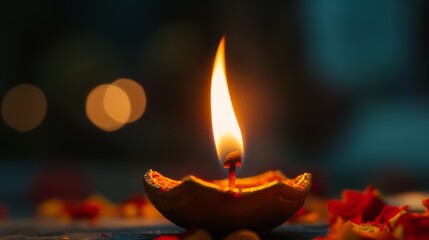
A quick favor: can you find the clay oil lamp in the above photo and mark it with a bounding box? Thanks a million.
[144,36,312,233]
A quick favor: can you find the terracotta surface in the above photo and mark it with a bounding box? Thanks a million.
[144,170,312,233]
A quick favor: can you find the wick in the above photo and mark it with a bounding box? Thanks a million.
[224,151,242,191]
[228,163,236,190]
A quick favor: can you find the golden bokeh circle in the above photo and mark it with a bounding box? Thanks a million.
[112,78,147,123]
[103,84,131,124]
[86,84,125,131]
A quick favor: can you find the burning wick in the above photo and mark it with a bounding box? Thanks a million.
[224,150,242,191]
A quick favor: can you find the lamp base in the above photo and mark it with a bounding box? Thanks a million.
[143,169,312,233]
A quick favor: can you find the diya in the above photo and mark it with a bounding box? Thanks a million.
[144,36,312,233]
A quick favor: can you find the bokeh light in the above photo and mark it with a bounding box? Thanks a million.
[86,79,147,132]
[1,84,47,132]
[103,84,131,124]
[86,84,126,132]
[112,78,147,123]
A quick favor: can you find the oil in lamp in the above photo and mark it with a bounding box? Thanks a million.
[144,36,312,233]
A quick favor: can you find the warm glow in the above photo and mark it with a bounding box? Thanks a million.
[86,79,147,131]
[103,84,131,124]
[86,84,125,131]
[211,36,244,164]
[1,84,47,132]
[112,78,147,123]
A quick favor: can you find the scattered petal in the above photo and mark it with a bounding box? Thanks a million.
[328,185,385,224]
[154,236,180,240]
[320,187,429,240]
[393,213,429,239]
[422,198,429,212]
[372,206,407,231]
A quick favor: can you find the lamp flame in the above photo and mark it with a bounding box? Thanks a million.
[211,36,244,165]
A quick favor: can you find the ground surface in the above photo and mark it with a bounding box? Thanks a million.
[0,219,327,239]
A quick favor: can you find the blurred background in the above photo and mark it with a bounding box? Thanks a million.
[0,0,428,218]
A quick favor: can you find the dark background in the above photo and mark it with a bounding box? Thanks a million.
[1,0,428,217]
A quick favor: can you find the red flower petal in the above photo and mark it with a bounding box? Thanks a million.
[64,201,101,219]
[394,213,429,239]
[328,185,385,224]
[153,236,179,240]
[422,198,429,212]
[322,188,429,240]
[372,205,407,231]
